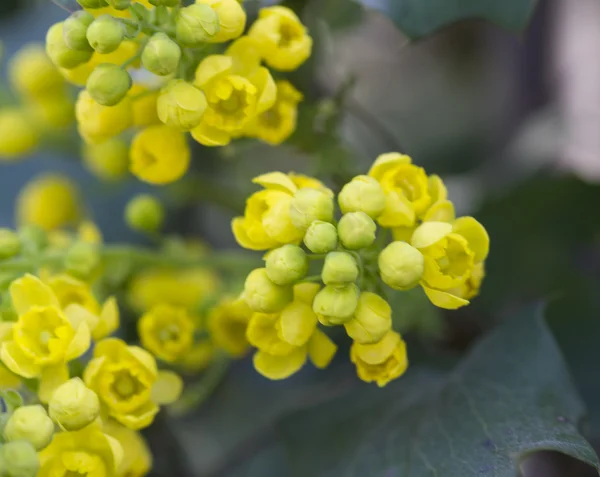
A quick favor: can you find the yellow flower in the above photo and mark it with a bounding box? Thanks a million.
[0,275,91,402]
[104,421,152,477]
[0,363,21,390]
[76,90,133,144]
[196,0,247,43]
[191,52,276,146]
[248,6,312,71]
[83,138,130,181]
[131,84,161,127]
[344,292,392,345]
[232,172,330,250]
[0,109,39,160]
[130,125,190,184]
[208,297,253,357]
[157,79,207,131]
[128,267,219,312]
[178,340,215,372]
[138,304,195,363]
[9,43,64,99]
[39,423,123,477]
[84,338,183,430]
[16,174,81,231]
[351,330,408,387]
[244,80,302,145]
[411,217,489,309]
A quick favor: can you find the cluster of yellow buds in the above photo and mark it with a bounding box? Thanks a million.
[45,0,312,185]
[232,152,490,387]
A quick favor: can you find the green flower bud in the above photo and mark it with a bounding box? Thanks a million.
[378,241,424,290]
[243,268,292,313]
[303,220,337,254]
[142,33,181,76]
[125,194,165,234]
[77,0,108,8]
[64,241,100,280]
[17,225,47,255]
[157,80,207,130]
[63,11,94,52]
[176,4,220,47]
[49,378,100,431]
[265,244,308,285]
[321,251,358,285]
[4,405,54,451]
[0,441,39,477]
[289,189,334,230]
[46,22,93,69]
[0,229,21,260]
[344,291,391,344]
[86,63,132,106]
[107,0,131,9]
[337,212,376,250]
[87,15,124,54]
[313,284,359,326]
[338,175,385,219]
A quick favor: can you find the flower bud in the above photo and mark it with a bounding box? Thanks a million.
[321,251,358,285]
[4,405,54,451]
[344,291,392,344]
[378,241,424,290]
[337,212,376,250]
[339,175,385,219]
[0,109,38,160]
[63,11,94,52]
[303,220,337,254]
[49,378,100,431]
[157,80,207,130]
[18,225,48,254]
[8,45,64,99]
[196,0,247,43]
[46,22,93,69]
[87,15,124,54]
[289,188,334,230]
[265,244,308,285]
[0,441,39,477]
[125,194,165,233]
[0,229,21,259]
[86,63,131,106]
[243,268,292,313]
[77,0,108,7]
[64,241,100,280]
[83,138,129,181]
[313,284,359,326]
[107,0,131,9]
[176,4,220,47]
[142,33,181,76]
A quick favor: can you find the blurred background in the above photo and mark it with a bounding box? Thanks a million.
[2,0,600,476]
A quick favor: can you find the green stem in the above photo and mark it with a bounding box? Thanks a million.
[301,275,322,283]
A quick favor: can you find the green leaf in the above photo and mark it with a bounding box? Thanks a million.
[277,305,599,476]
[355,0,538,39]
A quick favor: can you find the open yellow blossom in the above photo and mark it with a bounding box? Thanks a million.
[0,274,91,402]
[196,0,247,43]
[0,109,39,160]
[84,338,182,430]
[191,51,276,146]
[76,90,133,144]
[411,217,489,309]
[248,6,312,71]
[351,330,408,387]
[245,80,303,145]
[16,174,81,231]
[232,172,331,251]
[130,125,190,184]
[9,43,64,99]
[139,304,195,363]
[104,421,152,477]
[208,297,253,357]
[39,423,123,477]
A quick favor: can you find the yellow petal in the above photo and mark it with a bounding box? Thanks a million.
[127,346,157,377]
[428,174,447,203]
[151,370,183,404]
[368,152,412,181]
[252,172,297,194]
[64,303,100,331]
[0,323,14,343]
[279,301,317,347]
[193,55,233,89]
[452,216,490,262]
[1,341,40,378]
[391,226,416,243]
[249,66,277,114]
[191,122,231,147]
[423,200,455,223]
[307,329,337,369]
[38,363,69,402]
[226,36,261,76]
[83,356,105,385]
[422,285,469,310]
[114,401,159,431]
[232,216,277,251]
[93,297,120,340]
[253,348,307,380]
[411,222,452,249]
[292,282,321,305]
[94,337,125,360]
[353,330,400,365]
[105,434,124,473]
[9,274,59,316]
[65,322,91,360]
[377,190,416,228]
[0,364,20,390]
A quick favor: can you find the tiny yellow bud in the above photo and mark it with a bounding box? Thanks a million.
[265,244,308,285]
[321,251,358,286]
[157,80,207,131]
[303,220,337,254]
[243,268,293,313]
[378,241,424,290]
[77,0,108,7]
[86,63,132,106]
[344,291,392,344]
[176,4,220,47]
[87,15,124,54]
[4,405,54,451]
[64,241,100,279]
[313,284,359,325]
[196,0,247,43]
[0,441,39,477]
[83,138,129,181]
[46,22,93,69]
[339,175,385,219]
[0,229,21,259]
[337,212,376,250]
[0,109,39,160]
[289,188,334,230]
[8,44,64,98]
[142,33,181,76]
[125,194,165,233]
[49,377,100,431]
[63,11,94,52]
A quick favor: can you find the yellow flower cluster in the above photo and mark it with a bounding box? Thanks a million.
[232,154,490,386]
